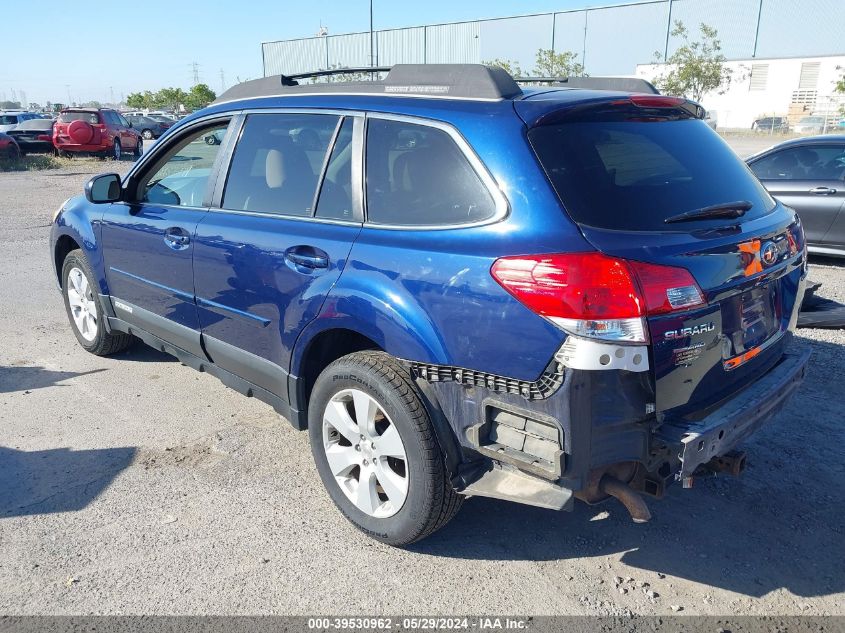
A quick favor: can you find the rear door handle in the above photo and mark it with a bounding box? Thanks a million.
[809,186,837,195]
[285,246,329,270]
[164,227,190,250]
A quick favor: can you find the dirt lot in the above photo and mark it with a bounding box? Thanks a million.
[1,144,844,616]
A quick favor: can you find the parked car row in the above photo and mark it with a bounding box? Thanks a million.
[0,108,149,160]
[752,115,845,134]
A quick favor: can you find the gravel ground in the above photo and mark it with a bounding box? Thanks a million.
[1,150,844,617]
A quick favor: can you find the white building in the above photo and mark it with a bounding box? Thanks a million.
[637,55,845,129]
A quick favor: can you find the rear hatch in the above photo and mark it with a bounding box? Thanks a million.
[55,110,103,147]
[519,94,807,419]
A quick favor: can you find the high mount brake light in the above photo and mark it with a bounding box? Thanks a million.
[490,253,705,344]
[629,95,687,108]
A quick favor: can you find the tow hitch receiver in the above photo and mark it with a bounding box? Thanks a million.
[702,450,747,477]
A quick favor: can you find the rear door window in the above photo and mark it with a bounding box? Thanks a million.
[222,113,340,217]
[528,119,775,231]
[365,118,497,226]
[750,145,845,181]
[315,117,355,221]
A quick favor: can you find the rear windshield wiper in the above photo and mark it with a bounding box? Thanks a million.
[664,200,753,224]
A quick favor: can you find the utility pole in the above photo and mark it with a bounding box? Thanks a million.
[369,0,374,68]
[219,69,226,92]
[190,61,200,85]
[66,84,72,105]
[110,86,115,105]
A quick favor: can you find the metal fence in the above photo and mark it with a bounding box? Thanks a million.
[262,0,845,78]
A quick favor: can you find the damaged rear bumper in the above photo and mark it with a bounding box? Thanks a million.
[654,348,811,479]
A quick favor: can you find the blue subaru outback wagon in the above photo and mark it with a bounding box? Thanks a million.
[50,65,810,545]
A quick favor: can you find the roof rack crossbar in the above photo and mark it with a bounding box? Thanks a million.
[281,66,392,86]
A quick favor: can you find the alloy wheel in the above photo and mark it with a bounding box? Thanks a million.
[66,267,98,341]
[322,388,409,518]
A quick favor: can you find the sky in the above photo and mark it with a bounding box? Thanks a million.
[3,0,631,107]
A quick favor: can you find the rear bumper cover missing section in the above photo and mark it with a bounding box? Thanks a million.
[655,348,811,478]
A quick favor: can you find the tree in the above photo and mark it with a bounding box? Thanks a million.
[483,58,523,78]
[153,87,187,111]
[533,48,585,78]
[184,83,216,110]
[652,21,732,102]
[126,91,154,110]
[0,101,21,109]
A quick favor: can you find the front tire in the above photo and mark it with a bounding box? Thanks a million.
[308,351,462,546]
[134,138,143,158]
[61,249,133,356]
[142,129,153,140]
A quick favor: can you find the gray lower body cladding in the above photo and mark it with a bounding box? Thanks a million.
[416,363,655,496]
[413,346,810,509]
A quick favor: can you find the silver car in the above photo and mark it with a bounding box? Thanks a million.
[747,135,845,257]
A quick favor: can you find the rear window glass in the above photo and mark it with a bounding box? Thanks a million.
[0,115,20,125]
[13,119,52,130]
[529,119,775,231]
[58,111,99,124]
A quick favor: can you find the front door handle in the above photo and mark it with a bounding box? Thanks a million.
[285,246,329,271]
[164,227,190,250]
[809,186,837,195]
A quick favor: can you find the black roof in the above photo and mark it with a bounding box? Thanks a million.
[213,64,659,104]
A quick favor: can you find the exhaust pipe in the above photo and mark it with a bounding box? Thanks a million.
[705,450,747,477]
[599,475,652,524]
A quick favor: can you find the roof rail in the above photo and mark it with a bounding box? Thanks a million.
[212,65,658,105]
[214,64,522,103]
[516,76,660,94]
[280,67,392,86]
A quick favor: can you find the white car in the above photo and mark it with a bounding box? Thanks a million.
[0,111,39,133]
[792,116,827,134]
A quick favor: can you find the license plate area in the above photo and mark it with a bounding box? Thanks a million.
[732,283,781,355]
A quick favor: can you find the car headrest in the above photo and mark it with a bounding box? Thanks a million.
[265,149,285,189]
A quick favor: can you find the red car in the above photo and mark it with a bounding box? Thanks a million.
[54,108,141,160]
[0,132,21,160]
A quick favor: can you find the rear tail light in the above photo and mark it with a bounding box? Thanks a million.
[490,253,705,344]
[37,134,52,141]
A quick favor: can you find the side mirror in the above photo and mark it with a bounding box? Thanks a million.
[85,173,122,203]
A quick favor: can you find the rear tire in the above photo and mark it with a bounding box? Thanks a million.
[61,249,133,356]
[308,351,463,546]
[142,129,153,140]
[112,139,121,161]
[134,138,143,158]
